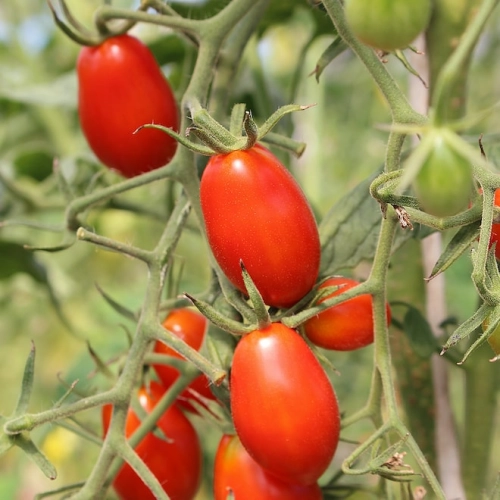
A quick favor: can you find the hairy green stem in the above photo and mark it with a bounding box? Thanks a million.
[321,0,427,126]
[428,0,498,123]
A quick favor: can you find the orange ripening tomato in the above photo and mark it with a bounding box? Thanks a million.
[153,308,216,413]
[230,323,340,485]
[77,34,178,178]
[214,434,323,500]
[102,382,202,500]
[304,277,391,351]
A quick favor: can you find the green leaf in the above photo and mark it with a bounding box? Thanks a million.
[0,240,47,282]
[13,433,57,480]
[403,306,439,358]
[428,221,480,280]
[14,342,36,416]
[94,283,137,322]
[312,37,348,82]
[0,70,77,108]
[319,174,433,275]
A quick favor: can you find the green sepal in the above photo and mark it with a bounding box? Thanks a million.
[312,37,348,83]
[139,123,215,156]
[257,104,314,140]
[95,283,137,322]
[457,304,500,365]
[239,261,270,329]
[14,342,36,417]
[441,302,492,354]
[184,293,255,336]
[12,432,57,480]
[428,221,480,280]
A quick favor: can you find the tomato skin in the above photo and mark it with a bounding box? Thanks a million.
[102,382,202,500]
[488,189,500,260]
[77,34,178,178]
[413,132,473,217]
[230,323,340,485]
[200,145,320,308]
[214,434,323,500]
[345,0,431,52]
[304,277,391,351]
[153,309,216,413]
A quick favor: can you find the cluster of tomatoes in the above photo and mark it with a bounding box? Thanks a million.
[76,31,393,500]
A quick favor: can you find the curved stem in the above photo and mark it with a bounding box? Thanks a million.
[321,0,427,126]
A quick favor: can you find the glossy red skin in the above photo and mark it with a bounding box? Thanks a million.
[230,323,340,485]
[489,189,500,259]
[304,277,391,351]
[153,309,216,413]
[214,435,323,500]
[200,145,320,308]
[102,382,202,500]
[77,34,178,178]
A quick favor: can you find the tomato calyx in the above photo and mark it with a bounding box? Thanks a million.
[185,260,271,335]
[146,102,312,158]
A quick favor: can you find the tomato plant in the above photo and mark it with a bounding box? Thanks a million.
[344,0,431,52]
[200,144,320,308]
[304,276,391,351]
[230,323,340,485]
[214,434,323,500]
[153,308,216,413]
[77,34,178,178]
[413,131,473,217]
[481,315,500,358]
[102,382,202,500]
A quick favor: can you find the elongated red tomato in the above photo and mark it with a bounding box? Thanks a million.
[153,308,216,413]
[304,277,391,351]
[230,323,340,485]
[102,382,202,500]
[77,34,178,178]
[214,434,323,500]
[200,145,320,308]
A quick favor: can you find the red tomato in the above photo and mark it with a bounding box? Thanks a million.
[488,189,500,259]
[102,382,202,500]
[304,277,391,351]
[214,434,323,500]
[200,145,320,308]
[230,323,340,485]
[77,34,178,178]
[153,309,216,413]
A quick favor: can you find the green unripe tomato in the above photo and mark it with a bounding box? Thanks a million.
[413,131,473,217]
[345,0,431,52]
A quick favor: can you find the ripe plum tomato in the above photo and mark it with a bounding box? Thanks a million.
[200,144,320,309]
[153,309,216,413]
[77,34,178,178]
[345,0,431,52]
[102,382,202,500]
[214,434,323,500]
[304,277,391,351]
[476,188,500,260]
[413,131,473,217]
[230,323,340,485]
